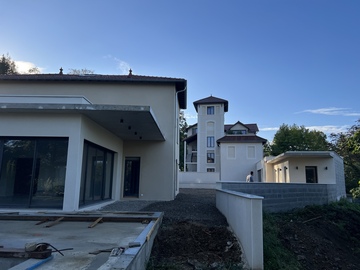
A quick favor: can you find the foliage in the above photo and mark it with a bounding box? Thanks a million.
[179,111,188,171]
[330,119,360,192]
[28,67,40,74]
[68,68,94,75]
[0,53,18,74]
[263,141,272,156]
[270,124,330,156]
[350,180,360,199]
[263,212,301,270]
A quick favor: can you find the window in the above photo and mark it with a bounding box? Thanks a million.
[207,151,215,163]
[228,130,247,135]
[207,168,215,172]
[192,127,197,134]
[79,141,114,206]
[0,137,68,209]
[247,146,255,159]
[207,136,215,148]
[207,106,214,115]
[305,166,318,183]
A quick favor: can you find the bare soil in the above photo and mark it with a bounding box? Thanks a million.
[113,189,360,270]
[272,202,360,270]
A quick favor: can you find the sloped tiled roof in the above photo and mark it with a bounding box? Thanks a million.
[183,133,197,143]
[193,95,228,112]
[217,135,267,144]
[224,122,259,134]
[0,73,187,109]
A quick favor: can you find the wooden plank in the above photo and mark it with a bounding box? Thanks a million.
[45,217,64,228]
[0,248,52,259]
[35,218,50,225]
[88,217,103,228]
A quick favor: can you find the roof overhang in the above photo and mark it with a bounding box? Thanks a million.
[0,103,165,141]
[267,151,335,164]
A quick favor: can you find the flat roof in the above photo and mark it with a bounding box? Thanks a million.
[267,151,335,164]
[0,103,164,141]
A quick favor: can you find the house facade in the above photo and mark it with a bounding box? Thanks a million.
[181,96,346,202]
[0,72,187,211]
[183,96,267,181]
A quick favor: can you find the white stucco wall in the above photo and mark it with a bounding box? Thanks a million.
[265,157,336,184]
[0,81,181,207]
[196,104,225,173]
[0,112,124,211]
[219,143,263,182]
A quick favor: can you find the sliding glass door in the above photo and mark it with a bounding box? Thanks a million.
[0,137,68,208]
[79,141,114,207]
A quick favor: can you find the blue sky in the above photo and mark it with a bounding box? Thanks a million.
[1,0,359,142]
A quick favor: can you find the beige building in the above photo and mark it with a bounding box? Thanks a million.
[0,71,187,211]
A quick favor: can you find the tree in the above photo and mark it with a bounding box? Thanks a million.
[68,68,94,75]
[28,67,40,74]
[330,120,360,192]
[179,111,188,171]
[0,54,18,74]
[270,124,330,156]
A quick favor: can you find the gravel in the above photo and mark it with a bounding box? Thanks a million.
[100,188,228,226]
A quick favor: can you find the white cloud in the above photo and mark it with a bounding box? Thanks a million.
[306,125,349,134]
[184,113,197,124]
[300,107,360,117]
[15,61,43,74]
[260,127,279,132]
[103,55,130,75]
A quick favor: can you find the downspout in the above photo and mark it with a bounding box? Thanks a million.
[175,86,187,195]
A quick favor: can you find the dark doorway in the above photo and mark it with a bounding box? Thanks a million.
[306,166,318,183]
[123,157,140,197]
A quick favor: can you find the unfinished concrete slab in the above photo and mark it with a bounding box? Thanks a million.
[0,211,162,270]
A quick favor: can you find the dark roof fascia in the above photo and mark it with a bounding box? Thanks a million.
[0,74,187,109]
[183,133,197,143]
[217,135,267,145]
[193,96,228,112]
[186,123,198,131]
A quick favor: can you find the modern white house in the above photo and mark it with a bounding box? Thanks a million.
[181,95,346,201]
[0,71,187,211]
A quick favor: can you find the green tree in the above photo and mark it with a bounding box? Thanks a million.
[330,120,360,193]
[179,111,188,171]
[28,67,40,74]
[270,124,329,156]
[0,54,18,74]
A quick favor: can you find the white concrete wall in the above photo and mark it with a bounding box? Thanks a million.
[179,172,220,189]
[216,189,264,270]
[220,143,263,182]
[196,104,225,173]
[265,157,335,184]
[0,112,124,211]
[0,82,180,203]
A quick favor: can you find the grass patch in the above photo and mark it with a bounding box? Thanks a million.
[263,212,302,270]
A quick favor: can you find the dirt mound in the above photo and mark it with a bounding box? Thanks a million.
[273,202,360,270]
[148,221,243,269]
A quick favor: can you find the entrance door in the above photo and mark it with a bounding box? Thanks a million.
[306,166,318,183]
[123,157,140,197]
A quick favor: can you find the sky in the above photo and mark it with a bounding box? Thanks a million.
[1,0,359,142]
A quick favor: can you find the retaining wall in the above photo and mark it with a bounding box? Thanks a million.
[219,182,338,212]
[216,189,264,270]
